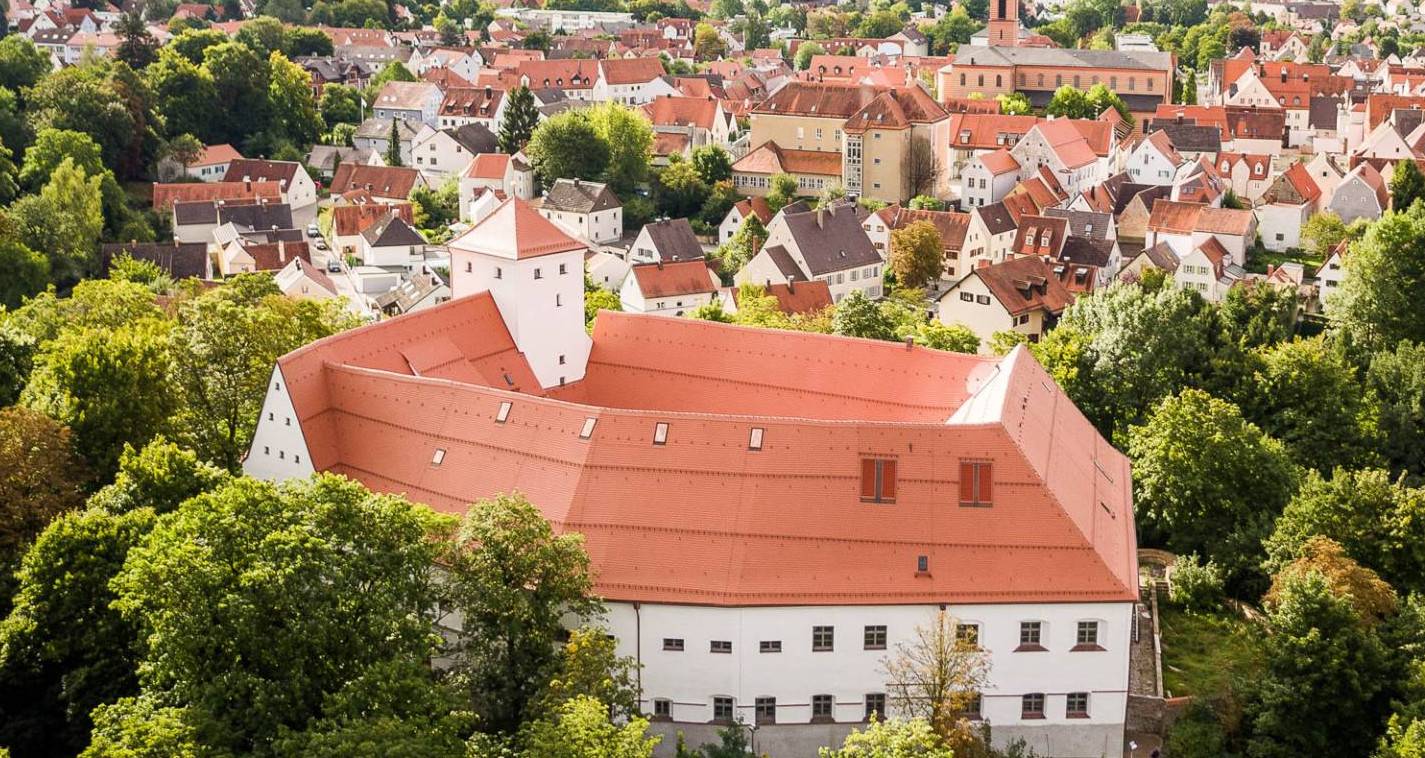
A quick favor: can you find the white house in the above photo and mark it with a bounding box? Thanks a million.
[159,143,242,182]
[935,256,1073,348]
[619,259,720,315]
[736,201,882,303]
[222,158,318,210]
[961,149,1020,209]
[629,217,706,264]
[1174,238,1245,302]
[358,213,428,268]
[719,197,773,245]
[372,81,444,125]
[537,178,623,244]
[1145,199,1257,266]
[1125,130,1183,186]
[1008,119,1110,197]
[410,123,497,179]
[1255,162,1320,252]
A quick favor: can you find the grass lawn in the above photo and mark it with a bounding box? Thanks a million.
[1245,245,1324,276]
[1159,607,1264,699]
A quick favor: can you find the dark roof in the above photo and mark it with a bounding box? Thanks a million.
[1309,96,1342,130]
[221,159,302,186]
[331,164,422,198]
[1119,184,1169,217]
[640,218,704,262]
[362,213,426,247]
[1146,122,1222,153]
[969,255,1074,316]
[375,269,446,314]
[761,244,803,280]
[1058,236,1115,267]
[100,242,210,280]
[976,201,1017,235]
[542,178,620,214]
[1043,208,1112,241]
[781,201,878,276]
[445,123,497,154]
[222,202,295,232]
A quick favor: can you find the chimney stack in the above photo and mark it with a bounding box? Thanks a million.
[278,240,287,262]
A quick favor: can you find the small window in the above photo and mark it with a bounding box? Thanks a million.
[556,293,562,307]
[749,427,764,450]
[653,698,672,719]
[431,448,446,466]
[812,694,834,720]
[960,292,974,302]
[813,625,834,652]
[466,262,472,272]
[860,458,897,503]
[864,625,887,650]
[1018,621,1044,651]
[559,354,566,365]
[285,417,291,426]
[559,263,567,274]
[917,555,929,573]
[279,450,285,459]
[976,294,991,305]
[710,640,732,654]
[1075,621,1102,650]
[865,693,886,720]
[956,623,980,647]
[579,418,597,439]
[760,640,782,653]
[496,401,512,423]
[1022,693,1046,719]
[962,692,983,718]
[755,697,777,725]
[959,461,993,506]
[713,696,734,722]
[495,266,502,279]
[534,267,542,279]
[1067,692,1089,718]
[663,637,684,651]
[653,422,669,445]
[263,446,270,455]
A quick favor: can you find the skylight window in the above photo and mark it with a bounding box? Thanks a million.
[496,401,512,423]
[749,427,764,450]
[580,418,597,439]
[431,448,446,466]
[653,422,669,445]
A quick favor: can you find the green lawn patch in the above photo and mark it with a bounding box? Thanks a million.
[1245,246,1324,276]
[1159,606,1264,699]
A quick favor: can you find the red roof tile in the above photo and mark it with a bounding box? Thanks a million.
[629,260,717,298]
[151,181,282,211]
[448,197,585,260]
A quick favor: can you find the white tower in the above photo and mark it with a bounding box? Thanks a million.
[447,198,592,389]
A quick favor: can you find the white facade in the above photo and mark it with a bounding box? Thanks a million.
[593,74,678,106]
[539,205,624,245]
[245,366,317,482]
[618,274,718,315]
[608,600,1133,758]
[411,126,479,179]
[961,158,1018,209]
[1256,201,1310,252]
[1126,139,1181,186]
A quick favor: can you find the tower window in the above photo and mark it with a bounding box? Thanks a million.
[653,422,669,445]
[860,458,897,503]
[959,461,993,506]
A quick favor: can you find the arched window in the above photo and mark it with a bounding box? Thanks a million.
[996,74,1002,87]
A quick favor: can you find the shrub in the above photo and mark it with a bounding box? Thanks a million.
[1169,553,1225,612]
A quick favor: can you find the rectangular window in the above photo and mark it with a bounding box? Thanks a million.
[865,693,886,720]
[579,418,597,439]
[1022,693,1046,719]
[760,640,782,653]
[559,263,567,274]
[534,267,542,279]
[975,295,991,305]
[959,461,993,506]
[956,623,980,647]
[1075,621,1102,650]
[962,692,983,718]
[653,699,672,718]
[755,697,776,725]
[749,427,764,450]
[713,697,734,722]
[813,625,835,652]
[1018,621,1044,651]
[812,694,834,720]
[496,401,512,423]
[1067,692,1089,718]
[710,640,732,654]
[663,638,684,651]
[431,448,446,466]
[864,625,887,650]
[860,458,897,503]
[653,422,669,445]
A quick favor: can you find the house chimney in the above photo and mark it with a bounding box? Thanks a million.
[278,239,287,262]
[904,336,914,350]
[977,258,991,269]
[656,258,663,269]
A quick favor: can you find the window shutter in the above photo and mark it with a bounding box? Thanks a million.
[959,462,975,503]
[881,460,897,501]
[977,463,993,504]
[861,459,878,500]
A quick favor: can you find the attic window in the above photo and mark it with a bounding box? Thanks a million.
[959,461,993,506]
[496,401,512,423]
[749,427,765,450]
[917,555,929,573]
[579,417,597,439]
[860,458,897,504]
[653,422,669,445]
[431,448,446,466]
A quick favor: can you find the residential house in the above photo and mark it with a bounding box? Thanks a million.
[935,256,1073,347]
[1174,237,1245,302]
[594,57,675,104]
[305,145,379,180]
[100,241,212,281]
[1119,240,1180,282]
[373,267,452,315]
[587,250,632,291]
[410,123,497,179]
[1145,199,1258,266]
[1008,119,1114,198]
[732,141,842,196]
[719,196,773,244]
[1214,153,1274,201]
[409,47,481,82]
[961,149,1019,208]
[838,86,951,203]
[172,200,294,244]
[157,143,242,183]
[537,178,623,244]
[437,86,506,130]
[736,201,881,302]
[217,238,311,276]
[619,259,720,315]
[629,218,705,264]
[371,81,444,125]
[354,117,421,165]
[719,279,834,316]
[330,164,426,202]
[358,212,428,267]
[332,200,414,257]
[1330,162,1391,223]
[222,159,318,209]
[152,180,283,212]
[943,113,1041,179]
[865,205,972,278]
[642,95,739,150]
[1256,162,1321,251]
[274,257,340,301]
[1126,130,1184,186]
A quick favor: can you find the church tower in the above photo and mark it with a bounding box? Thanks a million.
[988,0,1019,47]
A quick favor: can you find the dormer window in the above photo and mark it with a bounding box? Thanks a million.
[579,417,596,439]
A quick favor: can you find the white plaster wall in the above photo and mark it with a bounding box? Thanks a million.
[243,365,317,481]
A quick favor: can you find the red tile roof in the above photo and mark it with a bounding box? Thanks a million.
[974,255,1074,317]
[628,260,718,298]
[465,153,510,180]
[732,141,841,177]
[600,56,666,85]
[330,164,422,198]
[332,202,414,237]
[641,95,722,129]
[978,149,1019,175]
[195,143,242,166]
[151,181,282,211]
[273,296,1137,605]
[448,197,585,260]
[732,280,833,314]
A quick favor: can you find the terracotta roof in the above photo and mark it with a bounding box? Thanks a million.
[629,260,718,298]
[1276,161,1322,203]
[732,141,841,177]
[653,131,691,157]
[152,181,282,211]
[1147,199,1206,234]
[978,149,1019,175]
[1195,206,1255,236]
[947,113,1042,150]
[448,197,585,260]
[516,59,600,90]
[843,87,948,133]
[882,207,971,252]
[972,255,1074,317]
[1032,119,1099,170]
[374,81,440,111]
[333,201,414,237]
[330,164,422,198]
[641,95,722,129]
[751,81,879,119]
[194,143,242,166]
[600,56,666,85]
[1011,215,1069,258]
[541,178,620,214]
[243,239,311,272]
[222,158,302,186]
[1141,129,1183,165]
[439,86,504,119]
[733,197,774,225]
[465,153,510,180]
[273,295,1136,605]
[732,280,833,314]
[1153,104,1230,135]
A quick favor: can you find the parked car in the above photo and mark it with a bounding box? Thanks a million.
[306,223,320,237]
[326,259,341,273]
[314,239,328,251]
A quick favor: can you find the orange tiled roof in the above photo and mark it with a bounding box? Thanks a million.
[629,260,717,298]
[732,141,842,177]
[151,181,281,211]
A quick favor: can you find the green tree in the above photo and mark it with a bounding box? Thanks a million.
[10,158,105,285]
[385,117,403,166]
[116,11,159,69]
[881,610,990,750]
[444,492,601,734]
[925,7,981,55]
[145,47,220,141]
[996,91,1031,115]
[534,627,640,720]
[21,320,176,476]
[587,102,654,194]
[906,195,943,211]
[819,717,955,757]
[1332,202,1425,348]
[168,28,229,65]
[1241,336,1366,472]
[889,220,943,289]
[691,145,733,184]
[1129,389,1299,584]
[284,27,334,56]
[795,40,825,70]
[655,160,709,219]
[168,285,357,472]
[1217,280,1297,350]
[1365,341,1425,477]
[699,179,739,226]
[0,238,47,310]
[1245,570,1393,757]
[907,321,978,353]
[203,42,269,145]
[0,36,51,92]
[1380,716,1425,758]
[319,83,364,127]
[498,85,539,154]
[1300,211,1349,263]
[833,291,897,341]
[0,407,89,568]
[1265,536,1399,625]
[83,696,201,757]
[2,278,163,347]
[110,475,447,752]
[27,62,147,176]
[1393,159,1425,211]
[19,127,105,190]
[693,22,727,59]
[1045,84,1092,119]
[519,696,660,758]
[766,172,799,213]
[716,214,766,273]
[266,51,324,147]
[159,133,205,180]
[235,15,287,57]
[363,60,416,106]
[526,111,611,188]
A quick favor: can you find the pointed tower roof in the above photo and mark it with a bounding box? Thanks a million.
[449,197,585,260]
